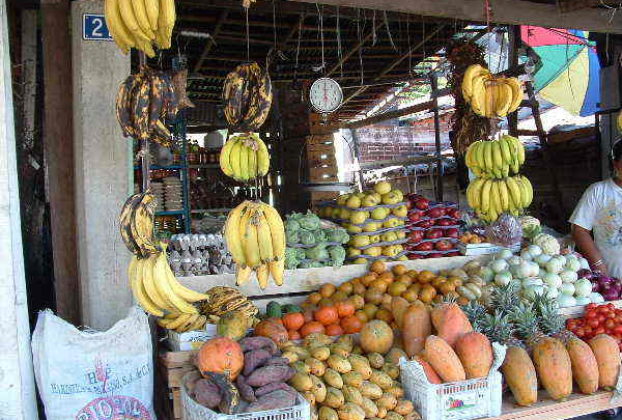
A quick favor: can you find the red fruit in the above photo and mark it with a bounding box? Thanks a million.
[414,197,430,210]
[436,218,455,227]
[428,253,443,258]
[444,228,459,238]
[426,208,443,218]
[408,210,424,222]
[408,253,423,260]
[415,220,435,228]
[414,242,434,251]
[425,229,443,240]
[435,240,453,251]
[409,230,425,243]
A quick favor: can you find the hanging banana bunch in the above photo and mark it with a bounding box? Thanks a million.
[465,135,525,179]
[115,66,178,146]
[466,175,533,223]
[462,64,524,118]
[104,0,176,57]
[223,62,273,132]
[219,133,270,182]
[224,201,285,289]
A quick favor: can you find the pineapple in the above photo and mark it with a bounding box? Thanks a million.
[513,307,572,401]
[462,301,488,332]
[532,294,565,335]
[489,282,521,316]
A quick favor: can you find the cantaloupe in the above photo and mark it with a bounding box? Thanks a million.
[454,331,493,379]
[566,336,599,394]
[589,334,621,390]
[532,337,572,401]
[402,302,431,357]
[422,335,465,383]
[501,346,538,407]
[430,303,473,347]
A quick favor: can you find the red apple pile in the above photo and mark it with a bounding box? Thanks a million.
[404,194,462,259]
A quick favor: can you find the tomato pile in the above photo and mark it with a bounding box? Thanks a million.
[566,303,622,350]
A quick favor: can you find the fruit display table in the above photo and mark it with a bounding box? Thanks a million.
[486,391,618,420]
[178,256,481,310]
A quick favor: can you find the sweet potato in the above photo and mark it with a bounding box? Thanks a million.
[240,336,279,355]
[193,378,222,409]
[244,349,272,376]
[246,365,296,387]
[236,374,256,402]
[255,382,298,397]
[264,357,290,366]
[245,390,297,413]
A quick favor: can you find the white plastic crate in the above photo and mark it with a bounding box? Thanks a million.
[399,343,506,420]
[181,371,311,420]
[459,243,520,256]
[166,324,218,351]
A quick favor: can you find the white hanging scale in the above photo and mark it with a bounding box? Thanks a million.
[309,77,343,115]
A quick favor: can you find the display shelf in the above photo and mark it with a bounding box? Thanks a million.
[188,163,219,169]
[155,210,185,216]
[486,391,617,420]
[190,208,232,213]
[134,164,186,170]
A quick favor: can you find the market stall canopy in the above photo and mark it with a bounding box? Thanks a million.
[521,26,600,116]
[173,0,457,121]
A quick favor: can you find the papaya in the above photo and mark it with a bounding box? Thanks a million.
[402,302,431,357]
[566,336,599,394]
[532,337,572,401]
[430,303,472,347]
[454,332,492,379]
[422,335,465,383]
[589,334,621,390]
[501,346,537,406]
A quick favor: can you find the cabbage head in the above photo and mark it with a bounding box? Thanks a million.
[299,210,321,231]
[294,248,306,261]
[326,228,342,243]
[286,218,301,233]
[298,260,313,269]
[286,229,300,246]
[328,245,346,267]
[305,244,329,260]
[284,247,300,269]
[313,229,327,244]
[310,261,325,268]
[299,229,316,246]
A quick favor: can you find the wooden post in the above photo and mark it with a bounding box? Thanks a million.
[0,0,40,417]
[431,74,443,201]
[507,25,520,137]
[41,0,80,324]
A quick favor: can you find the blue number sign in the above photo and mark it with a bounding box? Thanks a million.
[83,14,112,41]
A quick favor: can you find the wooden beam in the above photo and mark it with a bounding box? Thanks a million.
[42,0,80,324]
[287,0,622,34]
[343,100,435,129]
[341,23,445,107]
[194,10,228,73]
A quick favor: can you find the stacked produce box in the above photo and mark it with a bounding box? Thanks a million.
[317,182,409,264]
[284,212,349,269]
[403,194,462,259]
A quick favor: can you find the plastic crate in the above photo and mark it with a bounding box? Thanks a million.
[181,371,311,420]
[399,343,506,420]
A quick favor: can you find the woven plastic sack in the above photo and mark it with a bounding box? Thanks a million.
[31,306,156,420]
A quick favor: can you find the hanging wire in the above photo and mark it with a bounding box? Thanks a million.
[294,13,303,80]
[406,15,412,77]
[372,11,377,46]
[357,9,364,86]
[421,16,426,60]
[245,8,250,61]
[336,6,343,78]
[315,3,326,72]
[384,12,397,51]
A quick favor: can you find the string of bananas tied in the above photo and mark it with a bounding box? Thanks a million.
[219,133,270,182]
[115,66,178,146]
[104,0,175,57]
[224,201,286,289]
[462,64,524,118]
[465,135,525,179]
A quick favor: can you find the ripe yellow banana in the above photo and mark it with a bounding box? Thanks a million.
[219,138,236,177]
[131,0,155,40]
[105,0,135,53]
[497,179,510,212]
[118,0,150,42]
[480,179,493,214]
[519,175,533,207]
[256,264,269,289]
[128,255,164,317]
[167,313,196,331]
[496,81,514,117]
[470,75,488,116]
[229,141,243,180]
[236,265,253,286]
[260,202,285,260]
[153,253,198,314]
[225,201,249,266]
[158,252,209,302]
[462,65,490,102]
[467,177,485,209]
[483,141,494,172]
[506,77,524,113]
[256,211,275,264]
[505,176,523,209]
[241,210,261,269]
[239,144,251,181]
[256,137,270,176]
[144,0,160,32]
[269,260,284,286]
[176,314,200,333]
[474,141,485,169]
[156,0,175,49]
[142,253,174,311]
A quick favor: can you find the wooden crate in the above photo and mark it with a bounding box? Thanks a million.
[157,350,196,420]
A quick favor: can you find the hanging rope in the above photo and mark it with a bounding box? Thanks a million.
[421,16,426,60]
[336,6,343,78]
[406,15,412,77]
[315,3,326,72]
[245,7,250,61]
[372,11,377,46]
[294,13,303,80]
[384,12,397,52]
[357,9,364,86]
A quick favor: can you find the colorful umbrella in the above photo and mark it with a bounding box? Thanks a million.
[521,26,600,116]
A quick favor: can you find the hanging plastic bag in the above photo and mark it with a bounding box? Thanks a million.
[485,213,523,248]
[31,306,156,420]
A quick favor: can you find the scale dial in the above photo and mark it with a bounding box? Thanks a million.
[309,78,343,114]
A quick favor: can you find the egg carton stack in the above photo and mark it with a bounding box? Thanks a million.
[167,233,235,276]
[163,177,183,211]
[150,182,166,212]
[317,201,409,263]
[404,194,463,259]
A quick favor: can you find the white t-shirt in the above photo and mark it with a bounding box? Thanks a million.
[569,179,622,278]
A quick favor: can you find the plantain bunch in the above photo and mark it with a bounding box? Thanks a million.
[104,0,175,57]
[223,62,273,132]
[224,201,285,289]
[219,133,270,182]
[462,64,524,119]
[116,66,178,147]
